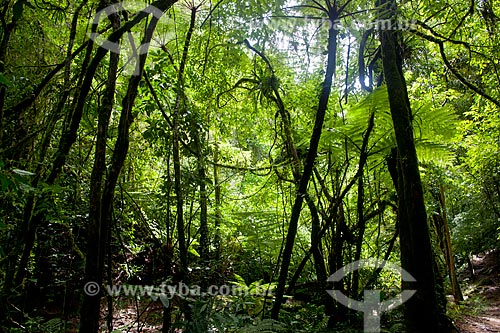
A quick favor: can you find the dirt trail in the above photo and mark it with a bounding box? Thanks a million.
[455,251,500,333]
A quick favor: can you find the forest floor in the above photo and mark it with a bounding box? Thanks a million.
[70,252,500,332]
[455,251,500,333]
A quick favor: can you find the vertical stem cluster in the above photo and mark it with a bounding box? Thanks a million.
[79,6,121,331]
[80,2,177,330]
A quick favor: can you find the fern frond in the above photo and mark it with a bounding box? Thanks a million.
[238,319,287,333]
[415,140,454,165]
[41,318,65,332]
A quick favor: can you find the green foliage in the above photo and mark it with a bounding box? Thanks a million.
[447,289,487,320]
[279,303,329,332]
[1,0,499,330]
[0,72,12,87]
[237,319,287,333]
[8,316,66,333]
[229,274,276,316]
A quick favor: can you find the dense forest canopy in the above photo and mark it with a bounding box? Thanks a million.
[0,0,499,332]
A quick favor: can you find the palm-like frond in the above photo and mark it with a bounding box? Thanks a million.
[321,85,458,167]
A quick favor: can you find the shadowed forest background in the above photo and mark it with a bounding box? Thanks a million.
[0,0,499,332]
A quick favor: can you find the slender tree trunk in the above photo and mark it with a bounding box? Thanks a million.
[0,0,24,145]
[286,112,374,297]
[47,0,177,185]
[172,2,197,281]
[169,6,198,330]
[79,11,164,332]
[304,193,335,305]
[351,166,365,297]
[213,142,222,257]
[351,108,375,296]
[173,109,186,277]
[195,131,209,262]
[162,151,173,332]
[331,202,347,324]
[306,194,327,288]
[439,184,463,302]
[270,10,338,318]
[378,0,444,331]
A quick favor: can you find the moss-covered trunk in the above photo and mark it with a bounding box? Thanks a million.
[377,0,444,331]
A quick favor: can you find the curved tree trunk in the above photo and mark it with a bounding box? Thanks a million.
[270,8,338,319]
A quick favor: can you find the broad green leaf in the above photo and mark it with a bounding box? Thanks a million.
[188,245,200,257]
[0,73,11,87]
[13,169,35,177]
[1,175,13,192]
[232,273,246,284]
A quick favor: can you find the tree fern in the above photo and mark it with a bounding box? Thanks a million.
[412,98,459,165]
[321,85,458,167]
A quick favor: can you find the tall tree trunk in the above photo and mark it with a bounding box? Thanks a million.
[172,2,197,282]
[169,6,198,330]
[377,0,445,331]
[305,194,327,289]
[79,12,164,332]
[195,131,209,262]
[304,193,335,316]
[79,16,121,333]
[350,119,376,297]
[270,9,338,319]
